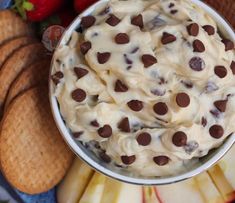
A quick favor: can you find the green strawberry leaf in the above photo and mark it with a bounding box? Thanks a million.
[11,0,26,19]
[22,1,34,11]
[11,0,34,20]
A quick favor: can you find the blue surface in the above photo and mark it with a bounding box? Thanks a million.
[0,0,12,9]
[0,173,22,202]
[16,189,56,203]
[0,172,57,203]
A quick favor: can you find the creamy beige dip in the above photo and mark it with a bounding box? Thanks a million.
[52,0,235,176]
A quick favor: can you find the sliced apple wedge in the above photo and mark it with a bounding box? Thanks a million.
[57,158,94,203]
[194,172,224,203]
[79,172,106,203]
[143,187,160,203]
[100,178,142,203]
[218,144,235,190]
[155,179,204,203]
[208,164,235,202]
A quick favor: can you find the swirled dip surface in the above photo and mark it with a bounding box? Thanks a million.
[52,0,235,176]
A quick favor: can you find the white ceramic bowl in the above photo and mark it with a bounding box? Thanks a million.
[50,0,235,185]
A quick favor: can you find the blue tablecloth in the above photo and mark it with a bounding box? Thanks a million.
[0,172,56,203]
[0,0,12,9]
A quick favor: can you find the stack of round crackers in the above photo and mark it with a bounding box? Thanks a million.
[0,10,73,194]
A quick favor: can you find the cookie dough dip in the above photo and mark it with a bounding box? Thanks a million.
[51,0,235,177]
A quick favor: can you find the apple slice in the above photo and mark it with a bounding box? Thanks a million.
[100,179,142,203]
[208,164,235,202]
[57,158,94,203]
[155,179,204,203]
[143,187,160,203]
[79,172,106,203]
[218,144,235,190]
[194,172,224,203]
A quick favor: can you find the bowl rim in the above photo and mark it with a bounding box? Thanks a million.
[49,0,235,185]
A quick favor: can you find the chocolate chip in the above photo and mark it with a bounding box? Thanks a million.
[131,47,139,54]
[94,141,101,149]
[221,39,234,51]
[189,57,205,71]
[187,23,199,36]
[170,10,178,14]
[118,117,131,133]
[76,26,83,33]
[193,39,205,52]
[91,95,99,103]
[151,89,166,96]
[80,41,92,55]
[202,25,215,35]
[169,3,174,8]
[121,155,136,165]
[74,67,88,80]
[172,131,187,147]
[97,52,111,64]
[209,125,224,139]
[214,66,227,78]
[176,92,190,108]
[161,32,176,44]
[92,32,98,37]
[99,152,111,163]
[127,100,143,112]
[51,71,63,85]
[158,77,166,85]
[99,7,110,16]
[124,54,133,64]
[205,81,219,93]
[210,109,220,118]
[153,102,168,115]
[71,88,86,102]
[81,16,96,29]
[131,14,144,29]
[98,125,112,138]
[230,61,235,74]
[153,156,169,166]
[73,131,84,139]
[56,59,62,64]
[201,117,207,127]
[115,33,130,44]
[115,163,123,168]
[214,100,227,112]
[90,120,99,127]
[184,141,199,154]
[141,54,157,68]
[106,14,121,26]
[181,81,193,89]
[136,132,151,146]
[115,80,128,92]
[146,16,166,30]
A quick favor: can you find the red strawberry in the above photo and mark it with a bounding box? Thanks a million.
[57,8,76,27]
[38,8,76,35]
[74,0,98,13]
[13,0,65,21]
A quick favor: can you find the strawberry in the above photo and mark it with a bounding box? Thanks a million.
[57,8,76,27]
[13,0,65,21]
[38,8,76,35]
[74,0,98,13]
